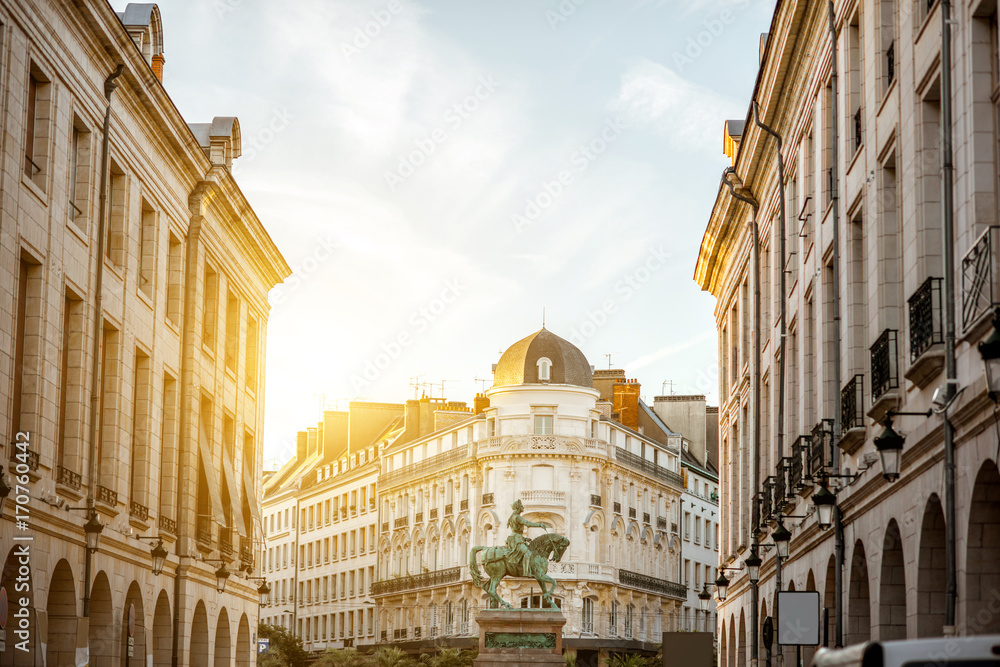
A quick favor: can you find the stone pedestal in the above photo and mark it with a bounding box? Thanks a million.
[473,608,566,666]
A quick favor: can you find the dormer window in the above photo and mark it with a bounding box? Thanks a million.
[537,357,552,382]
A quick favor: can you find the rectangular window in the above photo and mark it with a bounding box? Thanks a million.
[107,160,127,266]
[167,233,183,324]
[202,265,219,351]
[225,290,239,372]
[24,67,52,187]
[533,415,553,435]
[57,292,85,473]
[12,258,42,440]
[245,315,259,392]
[129,349,152,507]
[848,11,863,152]
[138,199,157,297]
[919,87,943,279]
[69,119,92,228]
[98,324,122,487]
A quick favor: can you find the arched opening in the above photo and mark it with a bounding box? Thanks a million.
[720,618,727,667]
[847,540,871,646]
[190,601,209,665]
[760,600,770,659]
[918,494,946,637]
[47,559,77,667]
[121,582,146,667]
[966,460,1000,633]
[879,520,906,640]
[737,609,747,667]
[804,570,818,664]
[782,583,796,665]
[236,613,252,667]
[214,607,231,667]
[727,614,736,667]
[1,547,36,666]
[152,591,171,667]
[824,554,837,647]
[90,571,117,667]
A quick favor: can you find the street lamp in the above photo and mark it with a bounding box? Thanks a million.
[978,309,1000,399]
[257,581,271,607]
[714,572,730,602]
[771,521,792,560]
[744,552,762,584]
[215,564,231,593]
[698,584,712,612]
[811,483,837,531]
[151,541,168,575]
[874,418,905,482]
[0,466,10,517]
[84,512,103,552]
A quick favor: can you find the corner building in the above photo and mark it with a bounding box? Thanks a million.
[0,2,289,666]
[373,329,687,665]
[696,0,1000,664]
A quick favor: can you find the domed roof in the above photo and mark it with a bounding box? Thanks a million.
[493,328,593,388]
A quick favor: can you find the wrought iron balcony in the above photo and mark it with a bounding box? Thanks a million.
[871,329,899,401]
[158,516,177,535]
[482,492,494,506]
[962,227,1000,331]
[378,445,470,489]
[393,516,408,529]
[430,508,438,520]
[57,465,81,489]
[97,484,118,506]
[613,502,622,514]
[657,516,667,529]
[371,566,461,596]
[9,447,39,471]
[615,447,684,488]
[643,512,650,524]
[220,530,234,557]
[760,478,775,523]
[774,460,788,507]
[414,512,423,524]
[618,569,686,599]
[197,516,213,546]
[590,494,601,507]
[381,522,389,533]
[885,41,895,86]
[809,420,834,478]
[789,436,807,490]
[628,507,637,519]
[129,501,149,521]
[841,374,864,430]
[909,277,943,361]
[460,499,469,511]
[854,107,863,152]
[445,503,453,516]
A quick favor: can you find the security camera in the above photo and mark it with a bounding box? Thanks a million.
[932,386,947,410]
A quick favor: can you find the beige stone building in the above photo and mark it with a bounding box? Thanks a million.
[0,2,289,666]
[696,0,1000,664]
[372,329,687,665]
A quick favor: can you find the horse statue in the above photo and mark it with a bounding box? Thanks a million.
[469,532,570,609]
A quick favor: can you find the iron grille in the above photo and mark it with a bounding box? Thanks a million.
[590,494,601,507]
[909,277,943,361]
[460,499,468,511]
[197,516,213,545]
[129,501,149,521]
[643,512,650,524]
[371,566,461,595]
[381,522,389,533]
[159,516,177,534]
[430,508,438,519]
[961,226,1000,330]
[760,478,775,523]
[774,459,788,505]
[871,329,899,400]
[854,108,862,151]
[57,465,81,489]
[482,492,494,505]
[618,569,686,599]
[613,502,622,514]
[97,484,117,506]
[657,517,667,529]
[841,374,864,430]
[789,437,806,489]
[444,503,453,516]
[809,420,833,477]
[394,516,408,529]
[628,507,637,519]
[220,530,234,556]
[415,512,423,524]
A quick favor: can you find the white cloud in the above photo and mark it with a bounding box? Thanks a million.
[613,59,744,152]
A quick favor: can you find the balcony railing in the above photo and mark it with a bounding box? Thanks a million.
[415,512,423,524]
[909,277,944,361]
[615,447,683,488]
[220,530,234,557]
[885,41,895,86]
[657,517,667,530]
[871,329,899,401]
[962,226,1000,331]
[460,499,468,511]
[57,465,81,489]
[393,516,408,529]
[521,490,566,506]
[197,516,213,546]
[618,569,686,599]
[613,502,622,514]
[841,374,864,430]
[789,436,809,490]
[809,420,834,478]
[760,478,774,523]
[853,107,863,152]
[590,494,601,507]
[159,516,177,535]
[774,461,788,507]
[381,522,389,533]
[97,484,117,506]
[371,566,461,596]
[129,501,149,521]
[430,508,438,520]
[10,447,39,471]
[643,512,650,524]
[378,445,469,489]
[482,492,494,506]
[445,503,453,516]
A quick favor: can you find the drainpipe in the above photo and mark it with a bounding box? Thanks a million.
[752,99,788,649]
[722,167,761,667]
[940,0,957,634]
[826,0,845,648]
[83,62,124,618]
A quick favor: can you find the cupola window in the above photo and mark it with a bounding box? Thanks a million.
[537,357,552,382]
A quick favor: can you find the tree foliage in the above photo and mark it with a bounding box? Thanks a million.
[257,624,310,667]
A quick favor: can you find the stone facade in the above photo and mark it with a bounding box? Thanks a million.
[695,0,1000,664]
[0,2,289,666]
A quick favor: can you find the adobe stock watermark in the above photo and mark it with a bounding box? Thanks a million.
[383,75,500,191]
[340,0,407,62]
[350,279,466,392]
[512,118,626,233]
[672,0,751,73]
[270,235,340,306]
[231,108,293,177]
[546,0,589,30]
[568,245,670,346]
[213,0,243,19]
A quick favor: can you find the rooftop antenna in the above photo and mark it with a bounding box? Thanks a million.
[409,376,424,400]
[605,353,613,370]
[437,380,458,400]
[542,307,546,328]
[474,377,488,393]
[313,393,328,420]
[662,380,676,396]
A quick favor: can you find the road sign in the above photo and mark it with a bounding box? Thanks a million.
[777,590,821,646]
[257,638,270,655]
[127,636,134,658]
[0,587,7,629]
[762,616,774,648]
[128,604,135,637]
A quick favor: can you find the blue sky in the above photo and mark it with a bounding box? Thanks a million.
[114,0,774,466]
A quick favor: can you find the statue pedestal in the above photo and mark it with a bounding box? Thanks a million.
[473,609,566,666]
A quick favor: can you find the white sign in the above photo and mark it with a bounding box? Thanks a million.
[127,636,134,658]
[777,590,821,646]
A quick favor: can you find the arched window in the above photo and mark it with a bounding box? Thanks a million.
[625,604,635,639]
[610,601,620,637]
[537,357,552,381]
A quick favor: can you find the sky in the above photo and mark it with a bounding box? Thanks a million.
[111,0,774,467]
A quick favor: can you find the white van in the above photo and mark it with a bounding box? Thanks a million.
[811,635,1000,667]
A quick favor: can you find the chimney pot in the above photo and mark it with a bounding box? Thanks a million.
[152,53,165,82]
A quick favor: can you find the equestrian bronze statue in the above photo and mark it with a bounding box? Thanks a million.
[469,499,570,609]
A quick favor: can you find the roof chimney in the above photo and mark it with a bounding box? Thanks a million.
[612,378,641,430]
[151,53,164,82]
[474,392,490,414]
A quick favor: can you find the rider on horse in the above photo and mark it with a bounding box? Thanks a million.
[505,499,548,576]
